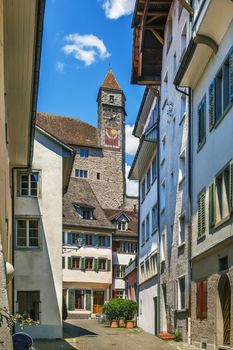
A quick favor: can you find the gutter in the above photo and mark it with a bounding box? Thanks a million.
[28,0,46,168]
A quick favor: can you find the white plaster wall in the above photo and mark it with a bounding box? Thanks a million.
[139,280,158,335]
[112,252,135,265]
[192,21,233,258]
[14,129,64,339]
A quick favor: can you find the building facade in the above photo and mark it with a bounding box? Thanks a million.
[37,70,138,316]
[129,88,159,335]
[0,1,44,348]
[175,0,233,348]
[13,127,74,338]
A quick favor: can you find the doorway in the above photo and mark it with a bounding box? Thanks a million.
[75,290,84,309]
[217,274,231,346]
[93,291,104,314]
[154,297,158,335]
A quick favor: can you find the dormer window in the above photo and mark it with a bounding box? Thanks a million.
[109,95,114,103]
[73,203,96,220]
[117,221,127,231]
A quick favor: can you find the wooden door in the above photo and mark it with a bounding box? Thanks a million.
[223,279,231,345]
[93,291,104,314]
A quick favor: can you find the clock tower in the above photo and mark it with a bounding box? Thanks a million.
[96,69,126,208]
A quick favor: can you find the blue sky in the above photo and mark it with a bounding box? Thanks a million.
[38,0,142,195]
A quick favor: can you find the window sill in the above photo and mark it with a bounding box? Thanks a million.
[146,237,150,242]
[178,242,185,249]
[179,112,186,126]
[160,158,165,166]
[17,195,38,198]
[214,101,233,130]
[178,176,185,186]
[141,197,146,205]
[160,207,165,215]
[197,234,206,242]
[15,246,41,251]
[197,139,206,153]
[177,308,186,313]
[141,243,145,248]
[146,186,151,195]
[151,229,158,236]
[151,176,157,186]
[214,215,231,229]
[162,98,168,111]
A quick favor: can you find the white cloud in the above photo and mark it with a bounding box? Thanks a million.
[62,33,110,66]
[56,61,65,72]
[102,0,136,19]
[125,124,139,156]
[125,163,138,197]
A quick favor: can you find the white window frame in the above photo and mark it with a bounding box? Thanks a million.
[19,172,39,197]
[178,212,186,246]
[75,169,89,178]
[178,148,186,185]
[177,276,186,311]
[16,218,40,248]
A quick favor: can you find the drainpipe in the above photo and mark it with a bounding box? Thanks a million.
[175,84,192,345]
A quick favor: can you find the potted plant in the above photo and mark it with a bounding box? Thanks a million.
[117,299,126,327]
[103,299,119,328]
[123,300,138,328]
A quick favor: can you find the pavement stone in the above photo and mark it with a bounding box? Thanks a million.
[34,319,197,350]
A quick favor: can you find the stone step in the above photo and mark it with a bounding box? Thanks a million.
[68,312,91,320]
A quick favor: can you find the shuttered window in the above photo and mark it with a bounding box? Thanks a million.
[196,281,208,319]
[209,181,216,228]
[198,190,206,237]
[198,96,206,149]
[209,79,216,131]
[62,256,65,269]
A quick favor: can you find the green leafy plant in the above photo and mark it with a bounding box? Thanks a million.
[103,299,120,321]
[121,300,137,321]
[62,295,68,321]
[173,329,183,342]
[0,307,40,329]
[103,299,138,322]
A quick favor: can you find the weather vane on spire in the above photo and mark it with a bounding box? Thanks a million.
[108,62,111,70]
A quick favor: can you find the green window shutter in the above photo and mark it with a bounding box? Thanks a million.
[81,257,86,270]
[229,160,233,211]
[94,258,99,271]
[86,291,92,311]
[94,235,99,247]
[209,180,216,227]
[209,80,216,131]
[107,259,111,271]
[229,46,233,101]
[62,256,65,269]
[67,232,73,245]
[79,233,86,246]
[68,257,72,269]
[198,191,206,237]
[68,289,75,311]
[105,236,110,248]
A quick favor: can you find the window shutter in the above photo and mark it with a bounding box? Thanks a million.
[209,79,216,130]
[229,160,233,211]
[201,192,206,234]
[81,257,86,270]
[68,289,75,311]
[94,258,99,271]
[62,232,65,244]
[209,181,216,227]
[185,275,189,310]
[105,236,110,248]
[68,257,72,269]
[67,233,73,245]
[202,281,208,319]
[62,256,65,269]
[196,282,202,319]
[197,196,202,237]
[17,172,21,196]
[107,259,111,271]
[79,233,86,246]
[94,235,99,247]
[38,172,42,198]
[229,46,233,101]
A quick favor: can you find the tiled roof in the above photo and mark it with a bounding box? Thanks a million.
[63,178,113,230]
[101,69,121,90]
[36,112,100,148]
[104,209,138,237]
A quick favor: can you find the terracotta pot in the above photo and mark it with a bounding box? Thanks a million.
[126,320,134,329]
[111,320,119,328]
[118,318,126,327]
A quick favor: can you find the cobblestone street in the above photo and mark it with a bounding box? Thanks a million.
[34,320,197,350]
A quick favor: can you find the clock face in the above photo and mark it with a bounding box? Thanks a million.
[103,108,121,127]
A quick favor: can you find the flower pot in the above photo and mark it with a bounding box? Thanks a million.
[118,317,126,327]
[111,320,119,328]
[126,320,134,329]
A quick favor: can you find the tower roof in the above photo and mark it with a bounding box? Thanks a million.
[101,69,121,90]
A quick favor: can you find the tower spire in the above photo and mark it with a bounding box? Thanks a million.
[101,69,121,90]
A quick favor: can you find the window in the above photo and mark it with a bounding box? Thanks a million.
[71,233,80,245]
[170,224,174,245]
[19,172,39,197]
[85,258,93,270]
[161,180,166,212]
[161,136,166,164]
[16,219,39,248]
[152,204,158,233]
[167,18,172,52]
[180,95,186,122]
[83,209,91,220]
[98,235,106,246]
[114,265,126,278]
[178,277,186,310]
[120,242,137,254]
[97,172,100,180]
[146,168,151,193]
[80,149,89,158]
[116,290,124,299]
[197,190,206,237]
[198,96,206,149]
[178,214,185,245]
[72,257,80,269]
[17,291,40,321]
[141,179,146,202]
[219,256,228,272]
[152,156,157,182]
[109,95,114,103]
[215,167,230,224]
[140,263,145,282]
[99,259,107,271]
[75,169,88,178]
[145,259,150,279]
[181,23,187,58]
[117,221,127,231]
[161,234,165,262]
[146,214,150,240]
[178,148,186,184]
[141,221,145,245]
[86,234,93,246]
[196,281,207,319]
[150,254,157,276]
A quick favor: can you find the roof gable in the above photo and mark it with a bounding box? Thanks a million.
[101,69,121,90]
